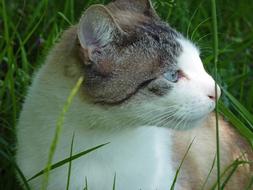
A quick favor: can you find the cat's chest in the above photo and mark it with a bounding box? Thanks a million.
[70,126,176,189]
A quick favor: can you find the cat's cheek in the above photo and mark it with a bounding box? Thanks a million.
[164,83,214,120]
[147,78,172,96]
[208,100,216,111]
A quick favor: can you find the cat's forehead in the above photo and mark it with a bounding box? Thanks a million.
[108,8,182,66]
[107,3,179,38]
[176,39,203,72]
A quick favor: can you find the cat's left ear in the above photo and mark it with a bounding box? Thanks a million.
[77,5,124,63]
[112,0,158,19]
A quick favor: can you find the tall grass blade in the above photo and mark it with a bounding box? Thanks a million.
[220,160,239,189]
[210,0,220,189]
[112,173,116,190]
[63,0,74,23]
[186,5,201,39]
[222,87,253,129]
[245,176,253,190]
[15,0,49,57]
[218,102,253,147]
[28,143,109,182]
[190,17,211,41]
[66,132,75,190]
[1,0,17,126]
[170,138,195,190]
[83,177,89,190]
[58,12,73,26]
[0,151,31,190]
[1,0,9,44]
[41,77,84,190]
[24,0,48,33]
[15,12,45,56]
[210,159,252,190]
[200,154,216,190]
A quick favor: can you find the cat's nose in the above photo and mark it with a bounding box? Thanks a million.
[207,84,221,101]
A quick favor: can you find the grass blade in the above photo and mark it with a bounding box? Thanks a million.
[190,17,211,41]
[24,0,48,33]
[245,176,253,190]
[186,4,201,39]
[200,154,216,190]
[210,159,252,190]
[83,177,89,190]
[41,77,84,190]
[218,102,253,147]
[211,0,221,189]
[15,0,49,57]
[0,151,31,190]
[112,173,116,190]
[220,160,239,189]
[1,0,17,126]
[28,142,109,182]
[58,12,73,26]
[63,0,75,23]
[222,87,253,129]
[170,138,195,190]
[66,132,75,190]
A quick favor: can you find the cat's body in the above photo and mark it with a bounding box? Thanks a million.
[16,48,174,189]
[17,27,176,190]
[171,115,252,189]
[16,0,252,189]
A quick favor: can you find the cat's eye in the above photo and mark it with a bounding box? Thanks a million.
[164,70,180,83]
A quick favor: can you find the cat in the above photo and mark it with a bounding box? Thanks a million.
[16,0,252,189]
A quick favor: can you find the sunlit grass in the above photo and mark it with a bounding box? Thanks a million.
[41,77,83,190]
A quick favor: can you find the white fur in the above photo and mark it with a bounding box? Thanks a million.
[165,38,221,121]
[16,38,219,189]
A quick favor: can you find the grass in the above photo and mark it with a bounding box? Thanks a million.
[210,0,220,188]
[41,77,83,190]
[170,138,195,190]
[0,0,253,189]
[66,132,75,190]
[28,143,109,183]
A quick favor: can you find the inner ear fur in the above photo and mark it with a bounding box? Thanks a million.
[77,4,124,67]
[77,5,123,50]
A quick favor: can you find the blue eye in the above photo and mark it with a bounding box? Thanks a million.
[164,70,179,83]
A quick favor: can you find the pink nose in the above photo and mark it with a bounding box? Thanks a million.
[208,85,221,101]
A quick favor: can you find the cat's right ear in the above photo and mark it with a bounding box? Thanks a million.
[77,5,123,64]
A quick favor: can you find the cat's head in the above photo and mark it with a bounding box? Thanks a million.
[75,0,221,128]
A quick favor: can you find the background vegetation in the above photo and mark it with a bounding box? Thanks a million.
[0,0,253,189]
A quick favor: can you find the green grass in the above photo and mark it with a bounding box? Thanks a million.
[210,0,221,188]
[170,138,195,190]
[41,77,83,190]
[0,0,253,189]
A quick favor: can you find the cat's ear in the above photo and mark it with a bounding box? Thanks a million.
[77,5,122,62]
[112,0,158,18]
